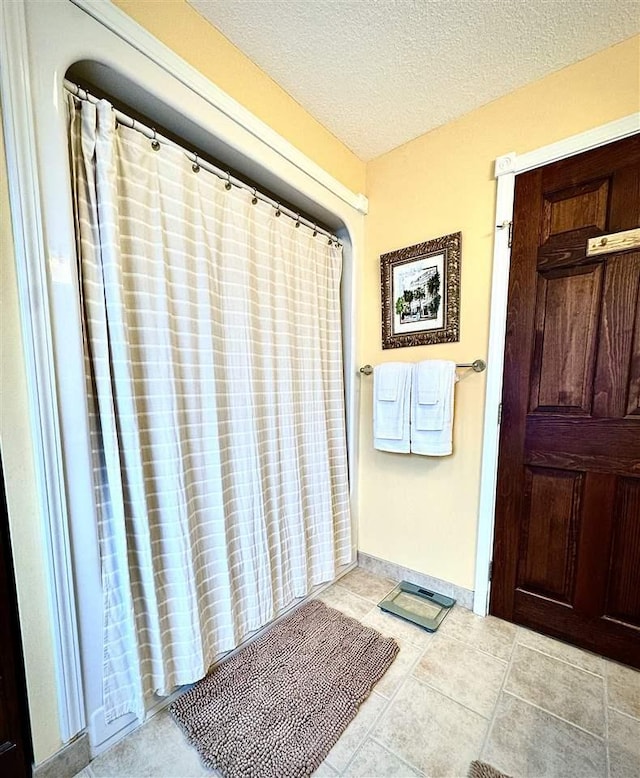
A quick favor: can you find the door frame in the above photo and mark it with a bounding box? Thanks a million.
[473,112,640,617]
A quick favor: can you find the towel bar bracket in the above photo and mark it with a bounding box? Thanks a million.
[359,359,486,376]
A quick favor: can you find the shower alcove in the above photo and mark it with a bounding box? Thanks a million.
[2,0,365,756]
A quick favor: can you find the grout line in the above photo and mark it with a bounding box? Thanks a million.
[327,691,389,775]
[355,634,491,775]
[502,690,606,740]
[479,625,518,759]
[514,635,605,678]
[358,601,438,652]
[331,580,396,608]
[409,673,493,723]
[368,735,425,776]
[606,705,640,723]
[436,626,512,664]
[339,628,434,775]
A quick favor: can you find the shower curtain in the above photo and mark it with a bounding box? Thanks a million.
[67,95,352,721]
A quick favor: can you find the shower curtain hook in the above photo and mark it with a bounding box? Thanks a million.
[275,203,281,217]
[225,172,232,191]
[151,128,160,151]
[251,188,258,205]
[295,215,301,228]
[313,225,318,237]
[192,154,200,173]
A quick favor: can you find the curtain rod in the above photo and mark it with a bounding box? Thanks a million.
[63,79,342,246]
[359,359,487,375]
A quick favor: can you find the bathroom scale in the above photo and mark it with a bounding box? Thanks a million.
[378,580,455,632]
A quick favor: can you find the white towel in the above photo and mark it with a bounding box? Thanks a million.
[373,362,411,453]
[410,360,457,456]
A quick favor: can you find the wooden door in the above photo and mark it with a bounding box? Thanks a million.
[491,135,640,669]
[0,455,32,777]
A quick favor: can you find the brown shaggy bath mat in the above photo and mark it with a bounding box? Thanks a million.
[468,760,512,778]
[170,599,399,778]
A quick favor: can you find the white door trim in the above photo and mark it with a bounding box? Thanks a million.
[2,0,367,746]
[0,0,86,740]
[473,112,640,617]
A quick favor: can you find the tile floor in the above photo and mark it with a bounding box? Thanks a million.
[74,567,640,778]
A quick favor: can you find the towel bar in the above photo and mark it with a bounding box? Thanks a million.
[359,359,486,376]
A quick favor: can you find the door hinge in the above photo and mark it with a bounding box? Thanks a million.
[496,220,513,247]
[488,561,494,581]
[497,402,503,425]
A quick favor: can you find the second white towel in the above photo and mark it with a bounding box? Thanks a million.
[411,360,457,456]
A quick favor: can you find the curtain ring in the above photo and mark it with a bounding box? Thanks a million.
[225,172,232,191]
[192,154,200,173]
[275,203,281,217]
[251,188,258,205]
[151,128,160,151]
[295,215,301,228]
[328,236,333,245]
[312,225,318,237]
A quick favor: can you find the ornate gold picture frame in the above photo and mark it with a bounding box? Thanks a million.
[380,231,461,349]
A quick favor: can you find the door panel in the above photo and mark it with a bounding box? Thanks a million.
[530,265,602,414]
[517,467,583,604]
[593,253,640,417]
[606,478,640,627]
[491,134,640,669]
[542,178,609,239]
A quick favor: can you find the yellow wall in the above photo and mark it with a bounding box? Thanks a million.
[0,115,63,763]
[111,0,366,194]
[360,35,640,590]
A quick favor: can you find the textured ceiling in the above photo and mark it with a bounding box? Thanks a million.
[188,1,640,161]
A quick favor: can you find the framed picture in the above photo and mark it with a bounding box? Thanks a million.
[380,231,461,349]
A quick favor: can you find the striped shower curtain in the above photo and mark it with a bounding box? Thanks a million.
[67,95,352,722]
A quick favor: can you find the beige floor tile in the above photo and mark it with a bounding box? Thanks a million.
[345,738,421,777]
[90,710,211,777]
[437,607,516,661]
[608,709,640,778]
[316,585,375,621]
[412,633,507,717]
[483,692,606,777]
[372,676,487,777]
[606,661,640,719]
[338,567,396,604]
[361,606,433,649]
[505,643,605,736]
[374,637,422,698]
[324,692,387,773]
[313,762,339,777]
[516,627,606,676]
